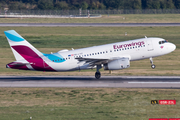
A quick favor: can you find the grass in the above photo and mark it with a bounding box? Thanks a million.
[1,26,180,48]
[0,88,180,120]
[1,14,180,23]
[0,26,180,76]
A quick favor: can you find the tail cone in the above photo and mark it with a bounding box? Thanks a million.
[6,64,10,68]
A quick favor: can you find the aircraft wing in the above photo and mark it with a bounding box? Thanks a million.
[75,57,116,66]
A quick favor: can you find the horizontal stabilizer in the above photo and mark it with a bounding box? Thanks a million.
[7,61,31,66]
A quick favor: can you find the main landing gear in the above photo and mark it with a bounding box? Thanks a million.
[95,65,102,79]
[150,57,156,69]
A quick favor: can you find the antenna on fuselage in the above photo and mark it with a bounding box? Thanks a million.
[145,36,147,38]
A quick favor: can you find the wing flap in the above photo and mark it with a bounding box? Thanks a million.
[75,57,110,66]
[75,57,130,66]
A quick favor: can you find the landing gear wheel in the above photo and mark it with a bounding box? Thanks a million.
[151,64,156,69]
[95,72,101,79]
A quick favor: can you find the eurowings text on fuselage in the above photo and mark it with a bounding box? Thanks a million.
[5,30,176,79]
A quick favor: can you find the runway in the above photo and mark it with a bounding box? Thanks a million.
[1,23,180,27]
[1,76,180,88]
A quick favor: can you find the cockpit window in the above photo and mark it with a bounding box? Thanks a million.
[162,41,165,44]
[159,40,168,44]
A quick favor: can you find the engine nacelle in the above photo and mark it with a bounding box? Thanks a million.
[104,58,130,70]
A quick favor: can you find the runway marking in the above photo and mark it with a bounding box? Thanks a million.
[128,82,180,84]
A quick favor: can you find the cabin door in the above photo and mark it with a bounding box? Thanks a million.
[147,40,154,51]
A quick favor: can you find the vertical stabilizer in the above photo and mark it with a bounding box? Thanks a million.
[4,30,42,61]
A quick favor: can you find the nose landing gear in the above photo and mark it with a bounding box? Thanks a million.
[151,64,156,69]
[150,57,156,69]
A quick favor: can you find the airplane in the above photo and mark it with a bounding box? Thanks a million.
[5,30,176,79]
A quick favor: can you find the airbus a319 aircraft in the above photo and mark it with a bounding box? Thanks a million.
[5,30,176,79]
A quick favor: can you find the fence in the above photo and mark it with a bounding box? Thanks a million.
[90,9,180,14]
[0,9,180,15]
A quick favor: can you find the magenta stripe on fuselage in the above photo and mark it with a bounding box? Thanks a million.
[12,45,56,71]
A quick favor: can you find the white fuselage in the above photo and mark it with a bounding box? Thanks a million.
[44,37,176,71]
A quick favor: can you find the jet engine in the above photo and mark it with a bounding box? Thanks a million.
[104,58,130,70]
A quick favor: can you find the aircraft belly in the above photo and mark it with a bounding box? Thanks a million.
[48,61,78,71]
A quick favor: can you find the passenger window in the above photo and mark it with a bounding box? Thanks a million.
[100,52,102,54]
[114,50,116,52]
[92,53,94,55]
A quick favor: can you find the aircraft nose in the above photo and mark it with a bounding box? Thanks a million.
[169,43,176,52]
